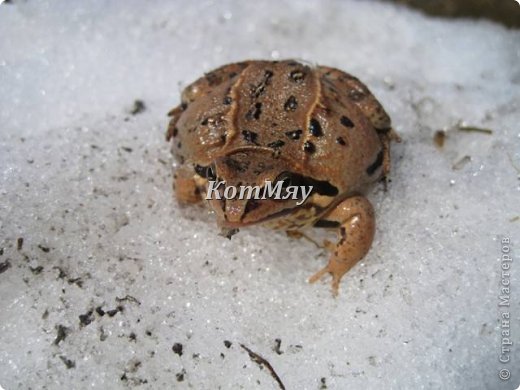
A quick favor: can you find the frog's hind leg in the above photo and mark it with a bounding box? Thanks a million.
[309,196,375,296]
[173,165,203,204]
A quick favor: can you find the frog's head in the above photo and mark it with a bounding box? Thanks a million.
[201,149,304,230]
[194,148,338,232]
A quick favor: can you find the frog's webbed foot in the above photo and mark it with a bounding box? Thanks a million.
[173,165,203,204]
[308,196,375,297]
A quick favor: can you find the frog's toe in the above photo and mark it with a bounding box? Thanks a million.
[308,265,330,284]
[331,273,344,297]
[308,260,345,297]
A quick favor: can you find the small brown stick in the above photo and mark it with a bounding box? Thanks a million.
[456,125,493,134]
[240,344,285,390]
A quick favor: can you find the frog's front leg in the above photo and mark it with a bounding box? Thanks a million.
[309,196,375,296]
[173,166,203,204]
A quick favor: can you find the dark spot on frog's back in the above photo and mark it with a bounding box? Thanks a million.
[246,102,262,120]
[289,69,306,82]
[336,136,346,146]
[267,140,285,149]
[241,130,258,144]
[376,127,392,136]
[285,129,302,140]
[284,96,298,112]
[251,70,274,98]
[366,150,384,176]
[309,118,323,137]
[223,96,232,105]
[348,89,366,102]
[303,141,315,153]
[205,71,223,86]
[340,115,354,128]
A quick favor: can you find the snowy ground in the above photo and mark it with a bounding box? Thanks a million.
[1,1,519,389]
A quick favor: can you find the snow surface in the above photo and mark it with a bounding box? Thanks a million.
[1,0,519,389]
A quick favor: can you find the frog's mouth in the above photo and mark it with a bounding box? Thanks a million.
[217,205,298,229]
[211,170,339,230]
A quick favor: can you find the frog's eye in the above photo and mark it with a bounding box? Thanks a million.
[195,164,217,181]
[275,172,304,191]
[275,172,293,189]
[206,164,217,181]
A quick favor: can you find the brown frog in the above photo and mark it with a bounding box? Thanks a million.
[166,60,400,296]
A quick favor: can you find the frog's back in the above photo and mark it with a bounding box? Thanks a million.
[168,60,389,193]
